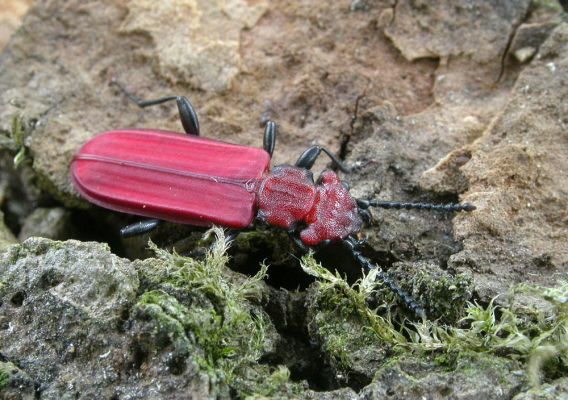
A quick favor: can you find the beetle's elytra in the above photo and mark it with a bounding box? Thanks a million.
[71,82,475,318]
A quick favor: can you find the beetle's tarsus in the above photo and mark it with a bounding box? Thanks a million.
[120,219,160,238]
[111,79,200,136]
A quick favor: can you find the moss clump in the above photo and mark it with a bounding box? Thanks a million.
[133,231,567,394]
[302,254,406,382]
[0,116,27,168]
[135,228,303,396]
[412,282,568,385]
[0,361,21,391]
[372,261,473,324]
[301,253,568,387]
[0,369,7,391]
[398,262,473,324]
[134,290,194,349]
[371,352,523,398]
[232,364,307,398]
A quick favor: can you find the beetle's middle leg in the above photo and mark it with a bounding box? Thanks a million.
[295,145,350,173]
[111,78,200,136]
[263,121,277,156]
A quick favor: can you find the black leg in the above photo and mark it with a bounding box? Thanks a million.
[224,229,240,244]
[295,145,350,173]
[120,219,160,238]
[357,199,476,212]
[263,121,276,157]
[289,232,310,254]
[111,78,200,136]
[359,209,373,225]
[344,236,426,319]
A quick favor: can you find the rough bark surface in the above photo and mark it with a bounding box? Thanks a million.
[0,0,567,398]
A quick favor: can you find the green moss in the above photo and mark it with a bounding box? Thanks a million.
[0,361,19,391]
[0,369,7,391]
[136,228,291,396]
[370,262,472,324]
[233,364,306,398]
[132,231,567,394]
[531,0,564,12]
[372,351,522,396]
[302,254,406,375]
[0,116,27,168]
[412,282,568,386]
[300,254,568,386]
[412,268,472,324]
[136,291,192,344]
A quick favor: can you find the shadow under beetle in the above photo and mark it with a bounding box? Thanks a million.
[71,81,475,318]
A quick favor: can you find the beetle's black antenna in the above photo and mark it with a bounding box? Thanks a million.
[357,199,475,213]
[345,236,425,319]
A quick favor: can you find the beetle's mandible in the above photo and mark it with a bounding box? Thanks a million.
[71,81,475,318]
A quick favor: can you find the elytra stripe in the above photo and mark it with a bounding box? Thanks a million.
[74,153,259,192]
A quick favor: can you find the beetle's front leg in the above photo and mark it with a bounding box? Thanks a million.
[288,231,310,254]
[295,145,350,173]
[359,208,373,225]
[344,236,426,319]
[120,219,160,238]
[111,78,200,136]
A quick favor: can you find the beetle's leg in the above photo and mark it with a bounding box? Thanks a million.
[263,121,276,156]
[359,208,373,225]
[295,146,350,173]
[111,78,200,136]
[120,219,160,238]
[224,229,240,244]
[357,199,476,213]
[288,232,310,253]
[344,236,425,319]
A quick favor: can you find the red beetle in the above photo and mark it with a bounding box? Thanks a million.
[71,82,475,317]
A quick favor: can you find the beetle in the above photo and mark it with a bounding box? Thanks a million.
[71,81,475,318]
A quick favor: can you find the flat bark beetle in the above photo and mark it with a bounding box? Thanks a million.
[71,82,475,317]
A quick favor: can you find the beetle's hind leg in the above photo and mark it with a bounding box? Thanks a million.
[295,145,350,173]
[111,78,200,136]
[120,219,160,238]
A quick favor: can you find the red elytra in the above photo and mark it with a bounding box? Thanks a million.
[71,129,270,228]
[71,129,363,245]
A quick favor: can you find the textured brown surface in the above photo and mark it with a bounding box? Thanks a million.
[0,0,567,397]
[0,0,32,50]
